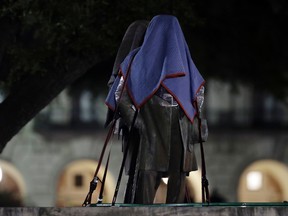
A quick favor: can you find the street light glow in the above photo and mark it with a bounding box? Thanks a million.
[246,171,263,191]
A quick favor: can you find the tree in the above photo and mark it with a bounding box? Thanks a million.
[1,0,288,152]
[0,0,200,152]
[191,0,288,98]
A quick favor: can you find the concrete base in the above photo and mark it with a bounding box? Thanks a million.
[1,203,288,216]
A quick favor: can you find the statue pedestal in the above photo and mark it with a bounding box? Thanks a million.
[1,203,287,216]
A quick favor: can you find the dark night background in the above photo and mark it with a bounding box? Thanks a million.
[1,0,288,152]
[1,0,288,207]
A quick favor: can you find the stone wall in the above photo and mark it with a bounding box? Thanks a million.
[2,123,288,206]
[203,129,288,201]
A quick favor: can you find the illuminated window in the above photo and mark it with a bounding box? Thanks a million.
[162,178,168,184]
[246,171,263,191]
[74,174,83,187]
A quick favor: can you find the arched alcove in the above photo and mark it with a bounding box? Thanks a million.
[153,169,202,203]
[0,159,26,206]
[56,159,115,207]
[186,169,202,202]
[238,159,288,202]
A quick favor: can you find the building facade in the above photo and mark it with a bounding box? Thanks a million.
[1,79,288,206]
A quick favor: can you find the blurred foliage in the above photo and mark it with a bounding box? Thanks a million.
[0,0,199,92]
[0,0,288,97]
[192,0,288,98]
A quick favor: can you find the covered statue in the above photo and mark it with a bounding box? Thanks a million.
[105,15,208,204]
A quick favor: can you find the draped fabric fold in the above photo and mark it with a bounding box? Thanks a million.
[106,15,204,122]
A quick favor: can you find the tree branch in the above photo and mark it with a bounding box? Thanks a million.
[0,58,97,152]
